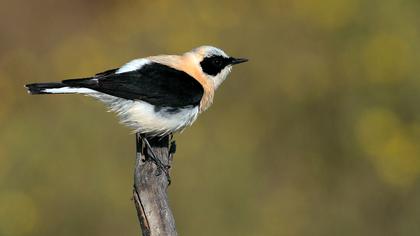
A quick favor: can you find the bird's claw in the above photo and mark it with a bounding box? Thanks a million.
[142,136,172,185]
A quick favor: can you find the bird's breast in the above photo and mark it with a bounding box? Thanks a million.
[104,96,200,135]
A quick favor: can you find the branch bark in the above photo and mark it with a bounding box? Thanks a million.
[133,133,177,236]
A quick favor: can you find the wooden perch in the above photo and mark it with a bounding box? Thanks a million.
[133,133,178,236]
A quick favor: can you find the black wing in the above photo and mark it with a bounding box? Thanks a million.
[63,63,204,108]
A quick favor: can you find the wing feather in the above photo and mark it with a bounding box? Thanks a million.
[63,62,204,107]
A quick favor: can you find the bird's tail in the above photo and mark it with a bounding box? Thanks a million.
[25,79,95,95]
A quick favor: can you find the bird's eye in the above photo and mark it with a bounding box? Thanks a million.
[213,59,222,66]
[200,56,227,76]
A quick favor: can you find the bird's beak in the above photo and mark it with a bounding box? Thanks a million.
[230,57,249,65]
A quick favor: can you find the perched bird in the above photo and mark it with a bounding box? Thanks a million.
[25,46,247,174]
[26,46,247,135]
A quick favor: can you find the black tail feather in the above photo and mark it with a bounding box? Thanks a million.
[25,82,67,95]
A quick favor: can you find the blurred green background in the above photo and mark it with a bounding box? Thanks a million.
[1,0,420,235]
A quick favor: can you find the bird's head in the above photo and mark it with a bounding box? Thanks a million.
[188,46,248,89]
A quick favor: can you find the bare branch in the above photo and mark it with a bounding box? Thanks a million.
[133,133,177,236]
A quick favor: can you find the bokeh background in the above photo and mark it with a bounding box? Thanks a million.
[1,0,420,235]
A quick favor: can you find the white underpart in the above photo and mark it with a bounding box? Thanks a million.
[125,101,199,135]
[116,58,151,74]
[90,93,199,135]
[43,87,97,94]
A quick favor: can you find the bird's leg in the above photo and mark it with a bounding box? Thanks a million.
[141,135,171,183]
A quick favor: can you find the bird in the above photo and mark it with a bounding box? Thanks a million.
[25,45,248,176]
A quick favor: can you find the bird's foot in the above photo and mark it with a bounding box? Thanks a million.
[142,136,171,184]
